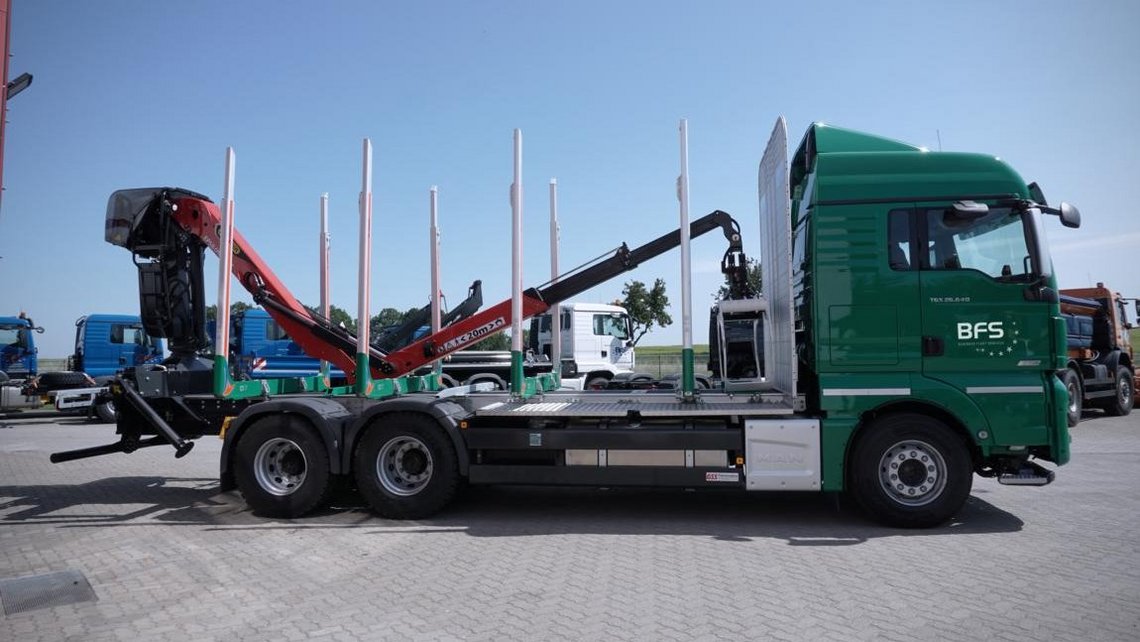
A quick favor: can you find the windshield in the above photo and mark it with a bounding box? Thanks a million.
[593,314,630,340]
[925,207,1038,281]
[0,326,27,347]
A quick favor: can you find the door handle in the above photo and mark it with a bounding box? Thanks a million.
[922,336,944,356]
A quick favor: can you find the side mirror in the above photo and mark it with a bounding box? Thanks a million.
[1058,202,1081,229]
[34,326,45,334]
[1134,300,1139,318]
[951,200,989,219]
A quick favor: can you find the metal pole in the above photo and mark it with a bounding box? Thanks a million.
[213,147,236,398]
[549,178,561,383]
[356,139,373,395]
[430,186,442,375]
[510,129,524,394]
[319,192,330,382]
[678,119,695,399]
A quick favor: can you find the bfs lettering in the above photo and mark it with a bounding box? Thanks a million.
[957,321,1004,340]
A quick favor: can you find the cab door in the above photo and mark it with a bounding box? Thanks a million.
[917,204,1055,442]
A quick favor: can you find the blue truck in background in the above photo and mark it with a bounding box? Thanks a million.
[0,313,41,379]
[68,314,165,378]
[226,309,347,379]
[1,313,164,420]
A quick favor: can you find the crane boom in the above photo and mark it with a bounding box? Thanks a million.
[106,187,751,382]
[379,209,751,376]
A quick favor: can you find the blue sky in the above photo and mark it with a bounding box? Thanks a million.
[2,1,1138,357]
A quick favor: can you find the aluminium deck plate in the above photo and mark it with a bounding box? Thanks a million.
[473,398,794,418]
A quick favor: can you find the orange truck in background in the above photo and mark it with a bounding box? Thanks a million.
[1058,283,1140,425]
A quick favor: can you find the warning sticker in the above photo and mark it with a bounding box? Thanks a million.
[705,472,740,483]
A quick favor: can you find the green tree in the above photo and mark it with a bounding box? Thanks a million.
[469,331,511,351]
[327,304,358,334]
[205,301,253,321]
[620,278,672,346]
[370,307,405,337]
[714,258,762,301]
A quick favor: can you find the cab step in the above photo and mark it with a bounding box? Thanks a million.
[997,460,1055,486]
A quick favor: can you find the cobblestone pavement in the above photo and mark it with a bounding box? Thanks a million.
[1,412,1138,641]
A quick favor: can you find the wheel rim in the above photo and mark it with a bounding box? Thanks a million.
[376,436,434,497]
[253,438,308,496]
[877,439,948,507]
[1067,381,1079,414]
[1118,376,1132,408]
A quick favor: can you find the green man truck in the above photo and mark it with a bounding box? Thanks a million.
[54,117,1081,528]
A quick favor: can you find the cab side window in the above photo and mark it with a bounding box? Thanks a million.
[887,209,913,271]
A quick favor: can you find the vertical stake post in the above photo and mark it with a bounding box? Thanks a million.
[549,178,561,385]
[213,147,236,398]
[319,192,331,384]
[356,139,374,396]
[430,186,442,376]
[678,119,695,399]
[510,129,524,395]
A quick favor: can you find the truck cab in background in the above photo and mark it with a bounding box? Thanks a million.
[69,314,165,378]
[528,302,635,389]
[0,315,41,381]
[229,309,327,380]
[1058,284,1138,425]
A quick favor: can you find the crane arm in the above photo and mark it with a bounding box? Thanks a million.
[380,209,751,376]
[106,187,383,381]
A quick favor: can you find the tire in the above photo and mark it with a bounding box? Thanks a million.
[95,400,116,423]
[233,416,332,518]
[1103,366,1134,417]
[585,376,610,391]
[0,371,8,384]
[1060,369,1083,427]
[848,413,973,528]
[34,371,91,392]
[353,412,459,519]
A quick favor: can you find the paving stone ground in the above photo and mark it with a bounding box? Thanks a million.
[1,411,1138,640]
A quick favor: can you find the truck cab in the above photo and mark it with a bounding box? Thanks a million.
[0,315,40,380]
[528,302,635,388]
[231,309,324,379]
[1058,284,1138,424]
[70,314,165,380]
[790,122,1076,478]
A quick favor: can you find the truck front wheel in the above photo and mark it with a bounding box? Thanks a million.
[353,413,459,519]
[95,400,116,423]
[1103,366,1134,417]
[233,416,332,518]
[1060,369,1083,427]
[849,413,973,528]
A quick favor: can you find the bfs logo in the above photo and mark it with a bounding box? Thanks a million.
[957,321,1004,340]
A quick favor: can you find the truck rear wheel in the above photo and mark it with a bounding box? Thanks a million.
[234,416,331,518]
[1060,369,1083,427]
[849,413,973,528]
[353,413,459,519]
[1102,366,1134,417]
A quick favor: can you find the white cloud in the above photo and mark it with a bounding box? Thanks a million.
[1050,231,1140,253]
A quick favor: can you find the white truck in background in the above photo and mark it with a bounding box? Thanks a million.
[528,302,637,389]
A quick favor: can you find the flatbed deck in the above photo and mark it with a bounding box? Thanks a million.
[470,390,795,418]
